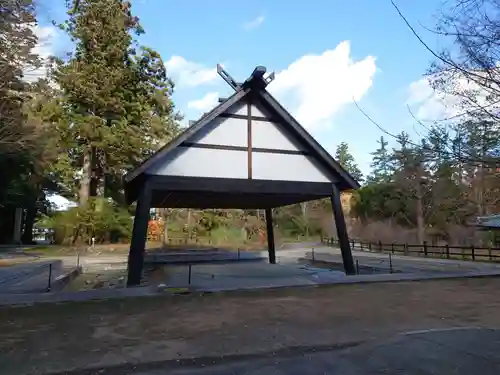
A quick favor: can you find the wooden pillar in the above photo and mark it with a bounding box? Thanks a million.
[127,181,152,287]
[265,208,276,264]
[330,185,356,275]
[247,100,253,179]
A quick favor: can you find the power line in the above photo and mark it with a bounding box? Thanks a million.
[348,1,500,166]
[352,98,499,166]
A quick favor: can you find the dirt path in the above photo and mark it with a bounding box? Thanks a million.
[2,277,500,374]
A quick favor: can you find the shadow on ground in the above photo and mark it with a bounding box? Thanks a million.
[44,328,500,375]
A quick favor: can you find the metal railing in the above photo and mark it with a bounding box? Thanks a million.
[323,237,500,262]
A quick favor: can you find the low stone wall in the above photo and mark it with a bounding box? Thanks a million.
[50,267,82,292]
[144,250,265,264]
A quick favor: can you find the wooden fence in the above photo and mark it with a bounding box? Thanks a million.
[323,237,500,262]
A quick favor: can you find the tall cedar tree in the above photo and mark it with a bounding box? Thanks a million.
[367,136,392,183]
[335,142,364,184]
[0,0,47,242]
[54,0,180,205]
[454,118,500,215]
[21,79,73,242]
[0,0,39,155]
[393,132,430,243]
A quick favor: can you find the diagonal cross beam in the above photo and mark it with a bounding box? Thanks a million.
[217,64,241,91]
[217,64,276,92]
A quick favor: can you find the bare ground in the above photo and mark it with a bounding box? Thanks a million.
[2,277,500,374]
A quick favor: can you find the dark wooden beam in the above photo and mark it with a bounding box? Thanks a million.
[330,184,355,275]
[127,180,152,286]
[265,208,276,264]
[147,176,336,196]
[247,101,253,179]
[150,189,327,209]
[219,112,280,123]
[180,142,309,156]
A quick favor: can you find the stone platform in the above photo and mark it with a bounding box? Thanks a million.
[163,262,345,290]
[144,249,266,264]
[0,260,64,294]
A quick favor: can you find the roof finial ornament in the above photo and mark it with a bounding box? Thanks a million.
[217,64,275,91]
[217,64,241,91]
[265,71,275,85]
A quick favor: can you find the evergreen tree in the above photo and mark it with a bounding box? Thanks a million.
[53,0,180,205]
[392,132,431,243]
[0,0,47,242]
[334,142,364,183]
[0,0,39,155]
[453,118,500,215]
[367,136,393,183]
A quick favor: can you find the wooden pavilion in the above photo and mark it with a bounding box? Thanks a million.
[123,65,360,286]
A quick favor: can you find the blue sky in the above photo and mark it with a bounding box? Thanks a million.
[36,0,450,180]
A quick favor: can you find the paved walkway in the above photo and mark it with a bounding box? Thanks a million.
[122,328,500,375]
[0,261,64,293]
[164,262,345,290]
[278,246,500,273]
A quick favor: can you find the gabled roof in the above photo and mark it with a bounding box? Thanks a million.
[124,67,360,205]
[124,87,249,185]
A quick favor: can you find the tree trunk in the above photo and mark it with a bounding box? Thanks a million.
[162,208,169,246]
[477,122,487,216]
[416,197,425,245]
[21,203,37,244]
[12,207,23,244]
[89,146,100,198]
[187,209,192,239]
[79,148,92,206]
[0,208,15,243]
[300,202,309,237]
[416,182,425,245]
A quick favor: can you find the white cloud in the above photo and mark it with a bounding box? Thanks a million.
[165,56,219,87]
[24,25,59,82]
[406,77,461,121]
[243,15,265,31]
[268,41,377,130]
[407,72,499,122]
[187,92,219,112]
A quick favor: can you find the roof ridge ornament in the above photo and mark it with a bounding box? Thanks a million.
[217,64,275,91]
[217,64,241,91]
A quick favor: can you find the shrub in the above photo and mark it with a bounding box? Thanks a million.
[41,198,133,245]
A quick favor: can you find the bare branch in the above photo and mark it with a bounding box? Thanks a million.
[353,97,499,166]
